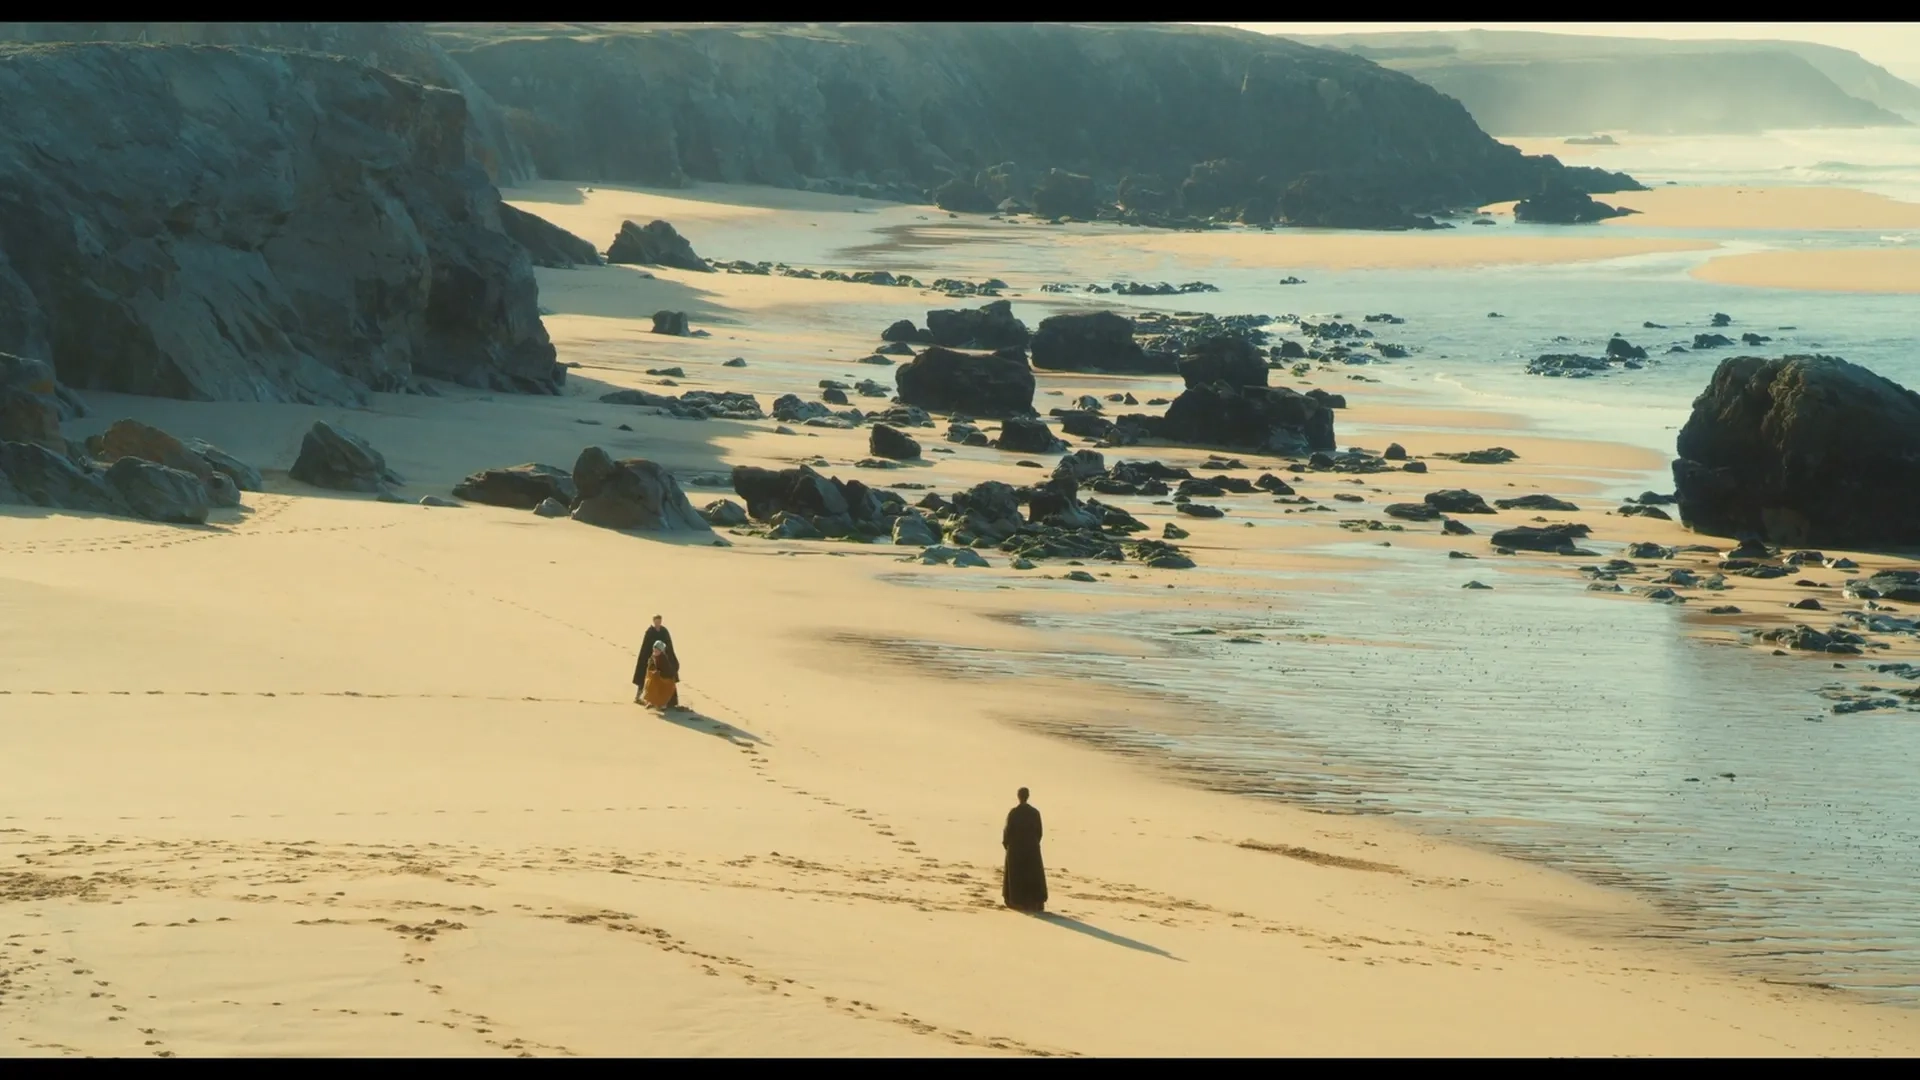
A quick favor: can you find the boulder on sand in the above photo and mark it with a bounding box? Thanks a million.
[894,345,1036,418]
[925,300,1030,350]
[1029,312,1174,374]
[869,424,922,460]
[1673,355,1920,547]
[606,219,712,271]
[652,311,691,336]
[0,352,70,453]
[1150,383,1335,455]
[499,204,603,268]
[289,421,401,493]
[0,440,129,516]
[570,446,709,531]
[103,456,211,525]
[1178,336,1268,390]
[994,417,1065,454]
[96,419,214,485]
[452,463,579,509]
[1424,489,1494,514]
[1491,523,1593,552]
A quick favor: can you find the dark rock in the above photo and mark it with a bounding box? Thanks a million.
[869,424,922,460]
[571,447,709,531]
[652,311,691,336]
[1442,518,1475,535]
[1177,502,1224,519]
[882,320,931,344]
[1162,522,1190,540]
[1620,504,1673,520]
[1606,336,1648,361]
[95,419,214,490]
[1462,580,1492,590]
[822,387,850,405]
[1403,461,1428,473]
[1029,312,1173,374]
[1058,410,1114,439]
[499,203,601,268]
[606,219,712,271]
[289,421,401,492]
[534,497,570,517]
[1425,489,1494,514]
[0,353,69,453]
[1179,336,1268,390]
[1741,332,1771,346]
[926,300,1029,351]
[180,438,262,492]
[1385,503,1441,522]
[1693,333,1734,349]
[0,439,129,516]
[452,463,578,509]
[1304,389,1347,409]
[895,345,1035,418]
[1254,473,1295,495]
[102,457,210,524]
[1155,383,1335,455]
[1712,313,1733,327]
[995,417,1065,454]
[1490,523,1592,552]
[1513,184,1634,223]
[1054,449,1107,483]
[1867,570,1920,604]
[723,357,749,367]
[1527,354,1611,377]
[1673,355,1920,546]
[1436,447,1517,465]
[0,43,558,404]
[1495,494,1579,511]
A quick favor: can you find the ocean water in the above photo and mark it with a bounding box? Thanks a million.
[816,131,1920,1004]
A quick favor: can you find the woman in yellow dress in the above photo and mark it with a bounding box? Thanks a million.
[640,640,680,711]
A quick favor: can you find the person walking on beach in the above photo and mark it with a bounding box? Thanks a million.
[1002,787,1048,914]
[638,641,680,711]
[634,615,679,708]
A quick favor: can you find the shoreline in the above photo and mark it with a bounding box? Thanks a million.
[8,179,1920,1054]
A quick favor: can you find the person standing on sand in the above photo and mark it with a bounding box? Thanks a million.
[1002,787,1048,914]
[639,641,680,711]
[634,615,678,707]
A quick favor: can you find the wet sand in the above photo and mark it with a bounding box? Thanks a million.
[6,180,1920,1056]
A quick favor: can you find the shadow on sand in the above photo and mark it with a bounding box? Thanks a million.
[1032,912,1182,961]
[658,705,765,746]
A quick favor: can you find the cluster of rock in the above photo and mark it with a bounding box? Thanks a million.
[708,261,1007,297]
[1040,281,1219,296]
[0,355,256,524]
[723,455,1196,569]
[600,388,767,421]
[1672,355,1920,548]
[449,448,708,531]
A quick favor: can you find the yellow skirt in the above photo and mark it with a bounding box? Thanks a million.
[641,671,677,708]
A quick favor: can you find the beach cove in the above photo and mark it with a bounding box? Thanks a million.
[6,171,1920,1056]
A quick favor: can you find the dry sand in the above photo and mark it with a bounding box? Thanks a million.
[1690,247,1920,295]
[7,181,1920,1057]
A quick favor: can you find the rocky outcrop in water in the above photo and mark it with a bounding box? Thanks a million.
[432,22,1642,222]
[0,42,559,405]
[1512,184,1636,223]
[1673,355,1920,547]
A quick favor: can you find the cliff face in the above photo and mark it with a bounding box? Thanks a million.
[430,22,1640,210]
[1286,29,1919,135]
[0,22,536,183]
[0,43,558,405]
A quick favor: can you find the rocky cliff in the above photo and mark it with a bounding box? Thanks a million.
[429,22,1641,213]
[0,22,536,183]
[0,42,558,405]
[1287,29,1918,135]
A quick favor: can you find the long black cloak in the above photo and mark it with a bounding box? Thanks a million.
[1002,802,1047,912]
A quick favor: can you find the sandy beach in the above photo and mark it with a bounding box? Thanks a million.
[8,180,1920,1057]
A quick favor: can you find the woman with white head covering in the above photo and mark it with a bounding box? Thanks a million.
[640,639,681,711]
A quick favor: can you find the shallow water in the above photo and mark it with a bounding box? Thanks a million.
[887,542,1920,1004]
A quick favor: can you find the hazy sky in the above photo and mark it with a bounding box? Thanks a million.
[1224,23,1920,80]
